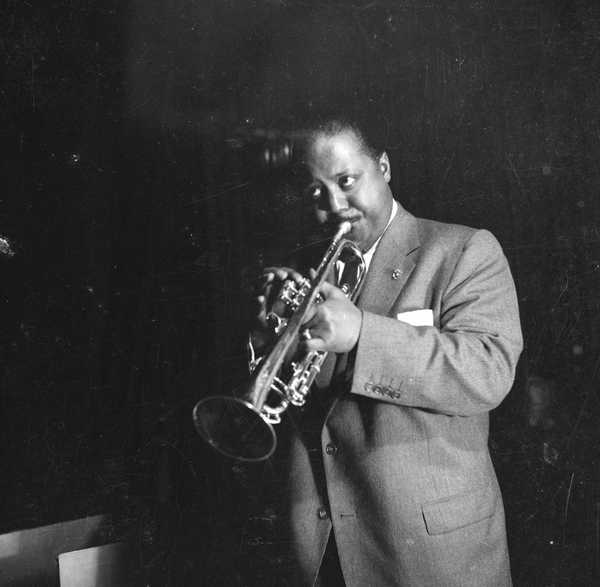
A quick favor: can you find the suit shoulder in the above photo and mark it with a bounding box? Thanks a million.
[415,217,502,255]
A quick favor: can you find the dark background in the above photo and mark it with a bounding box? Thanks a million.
[2,1,600,585]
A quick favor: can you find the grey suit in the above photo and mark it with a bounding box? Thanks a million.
[285,203,523,586]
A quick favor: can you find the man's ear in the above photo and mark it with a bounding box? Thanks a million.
[378,151,391,183]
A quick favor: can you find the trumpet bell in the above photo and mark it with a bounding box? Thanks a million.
[193,396,277,462]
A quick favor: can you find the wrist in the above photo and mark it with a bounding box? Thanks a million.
[349,307,363,351]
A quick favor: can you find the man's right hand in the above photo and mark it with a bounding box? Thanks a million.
[249,266,309,359]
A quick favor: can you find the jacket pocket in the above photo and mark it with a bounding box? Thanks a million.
[421,483,497,536]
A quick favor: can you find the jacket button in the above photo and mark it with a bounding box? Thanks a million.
[325,443,338,456]
[317,507,329,520]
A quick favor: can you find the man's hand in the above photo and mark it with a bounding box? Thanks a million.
[252,266,362,355]
[301,281,363,354]
[250,267,307,356]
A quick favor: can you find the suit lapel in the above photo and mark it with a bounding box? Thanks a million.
[357,205,419,317]
[321,206,421,427]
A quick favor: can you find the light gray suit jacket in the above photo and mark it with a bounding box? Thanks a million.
[284,203,523,587]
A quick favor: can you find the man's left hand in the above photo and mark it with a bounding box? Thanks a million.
[301,281,362,353]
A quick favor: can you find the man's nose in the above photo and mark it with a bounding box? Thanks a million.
[326,187,347,213]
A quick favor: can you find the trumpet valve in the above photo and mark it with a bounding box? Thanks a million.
[279,277,311,310]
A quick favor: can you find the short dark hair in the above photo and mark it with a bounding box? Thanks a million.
[306,117,382,160]
[284,106,387,165]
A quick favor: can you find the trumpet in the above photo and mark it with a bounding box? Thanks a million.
[193,221,366,462]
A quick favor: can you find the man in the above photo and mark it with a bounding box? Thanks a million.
[258,116,522,586]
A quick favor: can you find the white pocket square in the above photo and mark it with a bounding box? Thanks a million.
[396,309,434,327]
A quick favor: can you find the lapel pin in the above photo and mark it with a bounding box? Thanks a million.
[391,269,403,280]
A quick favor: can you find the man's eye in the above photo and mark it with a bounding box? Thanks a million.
[339,176,356,189]
[307,185,322,200]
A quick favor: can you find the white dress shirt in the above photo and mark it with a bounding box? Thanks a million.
[361,198,399,272]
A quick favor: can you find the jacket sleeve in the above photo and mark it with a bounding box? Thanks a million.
[350,229,523,416]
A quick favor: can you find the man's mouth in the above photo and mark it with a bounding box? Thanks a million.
[332,215,361,226]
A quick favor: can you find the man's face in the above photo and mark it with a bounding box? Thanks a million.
[303,129,393,252]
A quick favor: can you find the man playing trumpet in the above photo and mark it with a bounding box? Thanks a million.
[252,114,523,587]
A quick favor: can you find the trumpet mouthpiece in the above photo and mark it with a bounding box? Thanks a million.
[338,221,352,237]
